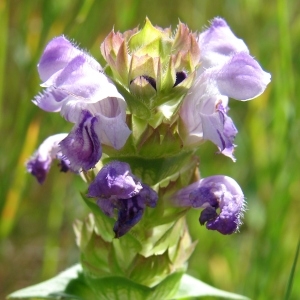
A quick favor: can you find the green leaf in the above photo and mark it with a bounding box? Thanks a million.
[86,272,183,300]
[173,274,250,299]
[8,265,247,300]
[87,276,152,300]
[149,271,183,300]
[8,264,95,300]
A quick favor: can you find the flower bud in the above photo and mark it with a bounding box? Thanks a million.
[101,18,200,121]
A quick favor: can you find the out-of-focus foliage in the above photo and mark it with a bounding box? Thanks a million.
[0,0,299,299]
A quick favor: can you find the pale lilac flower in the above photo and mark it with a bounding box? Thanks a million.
[87,161,158,237]
[173,175,245,234]
[26,133,69,184]
[33,36,131,171]
[180,18,271,160]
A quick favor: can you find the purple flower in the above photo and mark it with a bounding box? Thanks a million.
[26,133,69,184]
[87,161,158,237]
[173,175,245,234]
[33,36,131,171]
[179,18,271,160]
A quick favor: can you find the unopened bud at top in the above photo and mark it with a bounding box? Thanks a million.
[101,18,200,120]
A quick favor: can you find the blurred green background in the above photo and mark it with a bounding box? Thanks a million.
[0,0,299,299]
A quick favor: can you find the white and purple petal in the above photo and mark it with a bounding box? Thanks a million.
[201,103,238,160]
[26,133,69,184]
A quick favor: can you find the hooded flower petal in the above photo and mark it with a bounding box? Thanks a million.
[173,175,245,234]
[198,17,249,69]
[26,133,69,184]
[87,161,158,237]
[35,54,125,116]
[37,36,101,82]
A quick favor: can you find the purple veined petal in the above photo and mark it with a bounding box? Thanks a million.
[201,102,238,161]
[26,133,68,184]
[38,35,101,82]
[87,161,143,200]
[60,111,102,171]
[215,52,271,100]
[198,17,249,69]
[61,97,130,150]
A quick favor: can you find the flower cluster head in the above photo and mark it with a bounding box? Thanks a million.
[173,175,245,234]
[101,18,200,121]
[27,17,270,237]
[87,161,158,237]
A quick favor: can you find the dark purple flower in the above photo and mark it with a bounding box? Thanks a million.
[87,161,158,237]
[26,134,69,184]
[33,36,131,171]
[173,175,245,234]
[179,17,271,160]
